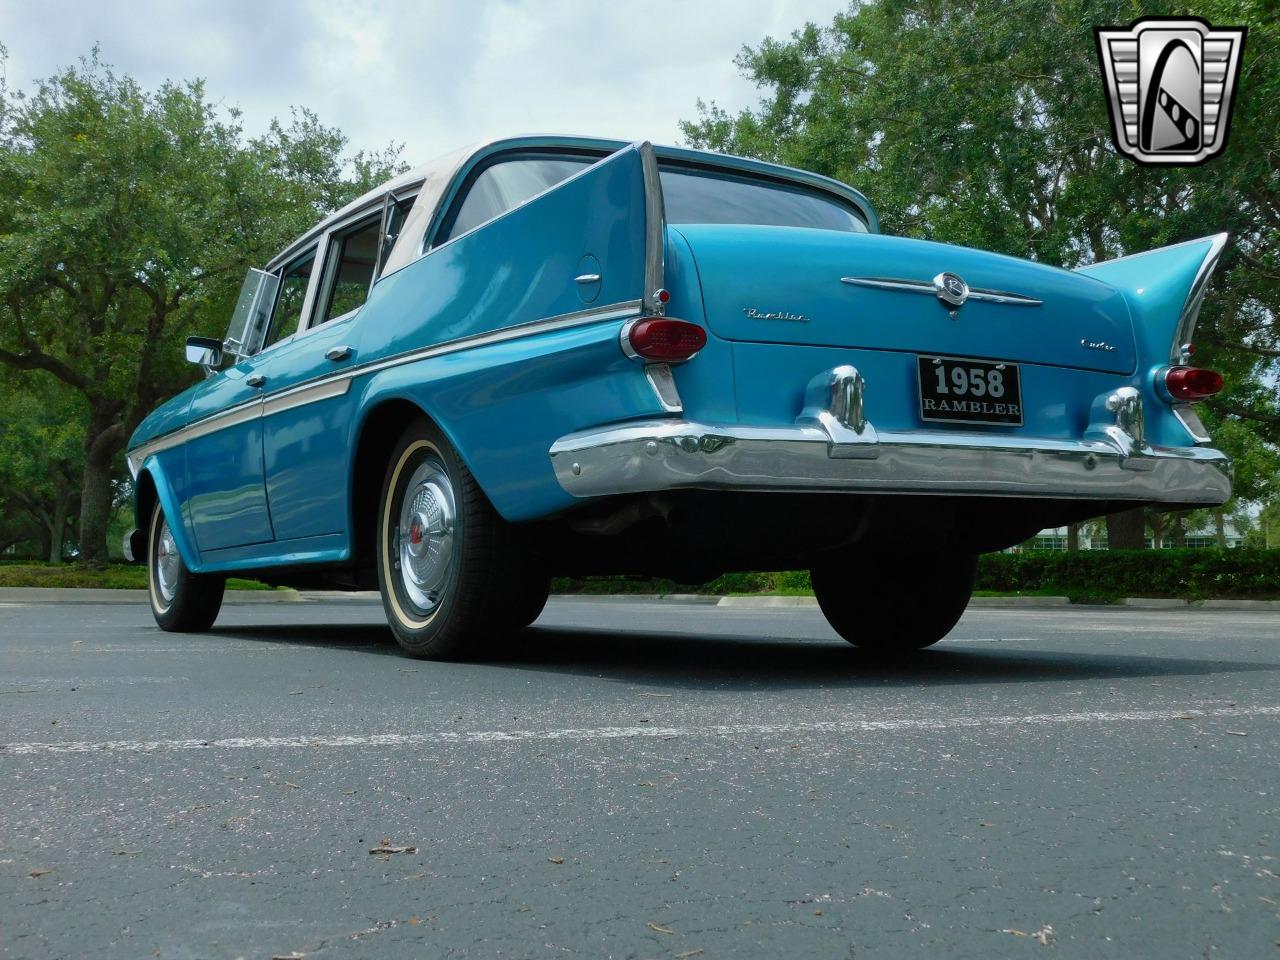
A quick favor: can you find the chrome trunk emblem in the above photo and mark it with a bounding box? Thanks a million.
[932,272,970,307]
[840,276,1042,308]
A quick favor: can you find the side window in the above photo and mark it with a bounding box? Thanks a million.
[441,156,594,243]
[262,249,316,351]
[316,215,382,324]
[378,194,417,274]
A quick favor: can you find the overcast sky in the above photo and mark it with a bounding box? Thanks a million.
[1,0,847,163]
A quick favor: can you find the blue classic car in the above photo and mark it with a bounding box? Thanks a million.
[126,136,1232,657]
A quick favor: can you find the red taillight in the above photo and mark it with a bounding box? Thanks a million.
[1164,366,1223,401]
[626,318,707,362]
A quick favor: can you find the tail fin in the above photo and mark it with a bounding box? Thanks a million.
[1075,234,1228,365]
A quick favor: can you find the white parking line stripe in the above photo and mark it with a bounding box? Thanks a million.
[3,705,1278,756]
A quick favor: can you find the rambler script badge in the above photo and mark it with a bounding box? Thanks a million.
[1095,17,1246,167]
[743,307,809,322]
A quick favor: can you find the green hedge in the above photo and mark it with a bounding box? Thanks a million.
[553,549,1280,602]
[977,549,1280,601]
[0,562,273,591]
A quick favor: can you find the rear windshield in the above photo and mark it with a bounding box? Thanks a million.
[440,154,868,242]
[661,167,868,233]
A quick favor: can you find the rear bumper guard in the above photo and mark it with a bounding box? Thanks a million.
[548,365,1232,505]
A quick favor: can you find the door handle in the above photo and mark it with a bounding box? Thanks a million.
[325,345,353,362]
[246,374,267,388]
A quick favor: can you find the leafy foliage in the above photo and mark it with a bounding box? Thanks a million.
[0,370,84,559]
[555,549,1280,600]
[0,48,404,561]
[977,548,1280,600]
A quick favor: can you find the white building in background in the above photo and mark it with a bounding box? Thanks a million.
[1028,523,1245,551]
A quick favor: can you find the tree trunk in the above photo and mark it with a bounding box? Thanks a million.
[1171,515,1186,548]
[1106,508,1146,550]
[1067,523,1080,552]
[77,416,126,566]
[1214,509,1228,549]
[47,495,69,564]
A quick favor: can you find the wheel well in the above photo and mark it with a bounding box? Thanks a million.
[135,470,158,531]
[350,399,431,571]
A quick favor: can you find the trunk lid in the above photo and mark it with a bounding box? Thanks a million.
[676,225,1136,375]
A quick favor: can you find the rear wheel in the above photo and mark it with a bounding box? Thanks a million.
[811,552,977,652]
[148,503,224,632]
[499,565,551,630]
[376,418,521,658]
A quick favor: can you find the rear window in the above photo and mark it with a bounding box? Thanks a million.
[661,167,867,233]
[439,155,868,243]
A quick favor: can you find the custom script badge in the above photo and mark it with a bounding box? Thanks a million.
[1095,17,1246,166]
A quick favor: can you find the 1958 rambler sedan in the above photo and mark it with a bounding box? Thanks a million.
[125,136,1232,657]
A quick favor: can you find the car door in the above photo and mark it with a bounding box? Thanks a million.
[185,246,317,552]
[184,367,273,553]
[255,207,390,541]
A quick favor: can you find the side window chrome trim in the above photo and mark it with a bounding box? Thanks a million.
[301,210,385,336]
[265,178,426,275]
[256,243,322,357]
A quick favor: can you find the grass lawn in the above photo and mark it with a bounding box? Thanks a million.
[0,563,272,591]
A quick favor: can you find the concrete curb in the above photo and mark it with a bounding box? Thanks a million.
[716,595,1077,609]
[551,593,722,605]
[0,587,303,605]
[969,596,1072,608]
[297,590,381,603]
[1193,598,1280,611]
[1122,597,1189,609]
[717,595,818,608]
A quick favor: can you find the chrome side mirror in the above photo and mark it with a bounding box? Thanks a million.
[185,336,224,371]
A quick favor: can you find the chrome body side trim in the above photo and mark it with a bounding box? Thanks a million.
[638,141,667,316]
[1172,403,1212,444]
[643,363,683,414]
[128,398,264,476]
[126,300,644,475]
[840,276,1043,306]
[354,300,642,380]
[262,376,352,418]
[1171,232,1229,363]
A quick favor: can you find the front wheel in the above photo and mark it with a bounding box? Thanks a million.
[811,552,977,652]
[148,504,224,632]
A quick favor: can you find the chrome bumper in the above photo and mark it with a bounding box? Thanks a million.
[548,366,1232,505]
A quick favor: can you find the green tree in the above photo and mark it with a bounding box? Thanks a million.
[0,370,84,560]
[0,49,403,563]
[682,0,1279,548]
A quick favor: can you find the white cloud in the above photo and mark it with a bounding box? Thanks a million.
[1,0,847,163]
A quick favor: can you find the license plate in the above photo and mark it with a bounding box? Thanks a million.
[917,355,1023,426]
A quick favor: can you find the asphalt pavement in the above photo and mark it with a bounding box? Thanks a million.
[2,596,1278,959]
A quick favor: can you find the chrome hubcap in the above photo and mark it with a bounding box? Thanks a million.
[155,520,179,604]
[396,457,456,614]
